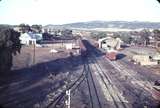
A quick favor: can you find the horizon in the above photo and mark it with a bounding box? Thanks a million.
[1,20,160,26]
[0,0,160,25]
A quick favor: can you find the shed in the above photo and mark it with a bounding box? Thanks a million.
[132,54,157,65]
[98,37,122,50]
[152,54,160,61]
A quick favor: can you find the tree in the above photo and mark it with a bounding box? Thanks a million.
[19,24,31,33]
[128,37,133,44]
[31,25,42,33]
[140,29,150,46]
[0,27,21,74]
[153,29,160,41]
[61,29,72,37]
[98,32,107,39]
[42,33,53,40]
[90,31,106,40]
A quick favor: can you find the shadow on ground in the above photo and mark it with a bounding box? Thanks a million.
[0,52,82,108]
[116,53,126,60]
[0,40,105,108]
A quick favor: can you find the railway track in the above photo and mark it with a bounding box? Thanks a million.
[91,53,158,107]
[42,54,104,108]
[45,39,102,108]
[45,57,104,108]
[44,65,86,108]
[32,39,159,108]
[46,39,159,108]
[84,58,102,108]
[88,55,129,108]
[81,39,129,108]
[104,57,157,99]
[84,39,159,107]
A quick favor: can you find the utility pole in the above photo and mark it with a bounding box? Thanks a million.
[52,40,54,57]
[33,41,36,65]
[65,89,71,108]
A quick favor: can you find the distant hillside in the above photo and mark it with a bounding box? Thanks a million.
[44,21,160,29]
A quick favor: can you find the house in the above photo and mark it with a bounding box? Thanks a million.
[19,32,42,45]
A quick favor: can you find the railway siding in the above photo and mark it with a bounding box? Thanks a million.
[89,56,130,108]
[83,39,159,108]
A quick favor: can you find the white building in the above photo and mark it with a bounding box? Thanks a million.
[19,32,42,45]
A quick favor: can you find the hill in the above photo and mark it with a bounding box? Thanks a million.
[44,21,160,29]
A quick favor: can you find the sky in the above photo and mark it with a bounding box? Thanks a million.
[0,0,160,25]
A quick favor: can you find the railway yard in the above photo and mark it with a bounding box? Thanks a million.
[0,38,160,108]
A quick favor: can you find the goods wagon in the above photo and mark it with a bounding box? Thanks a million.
[106,51,117,61]
[79,40,88,57]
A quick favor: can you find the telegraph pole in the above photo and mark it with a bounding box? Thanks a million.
[33,41,36,65]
